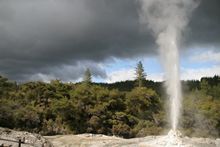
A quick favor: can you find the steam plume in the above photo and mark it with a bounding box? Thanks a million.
[138,0,199,130]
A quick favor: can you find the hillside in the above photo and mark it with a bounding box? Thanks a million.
[0,75,219,139]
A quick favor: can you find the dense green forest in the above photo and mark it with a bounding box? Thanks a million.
[0,74,219,138]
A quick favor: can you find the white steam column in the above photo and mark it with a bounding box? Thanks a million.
[157,26,182,130]
[139,0,199,131]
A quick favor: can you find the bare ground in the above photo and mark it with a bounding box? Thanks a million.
[45,133,220,147]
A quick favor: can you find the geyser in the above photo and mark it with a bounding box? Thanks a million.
[157,26,182,130]
[139,0,199,130]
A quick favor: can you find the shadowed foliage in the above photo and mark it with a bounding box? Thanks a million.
[0,75,219,138]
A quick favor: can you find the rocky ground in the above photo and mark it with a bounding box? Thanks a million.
[1,127,220,147]
[45,131,220,147]
[0,127,52,147]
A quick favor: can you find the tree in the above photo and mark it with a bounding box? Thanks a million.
[125,87,160,120]
[200,78,209,94]
[135,61,146,87]
[83,68,92,84]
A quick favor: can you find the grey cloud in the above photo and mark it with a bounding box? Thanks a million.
[186,0,220,48]
[0,0,219,81]
[27,61,107,82]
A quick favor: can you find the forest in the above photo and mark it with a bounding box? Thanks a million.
[0,65,219,138]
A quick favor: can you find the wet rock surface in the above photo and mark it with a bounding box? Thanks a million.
[0,127,52,147]
[45,132,220,147]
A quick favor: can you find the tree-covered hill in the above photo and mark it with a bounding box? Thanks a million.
[0,75,219,138]
[97,80,163,95]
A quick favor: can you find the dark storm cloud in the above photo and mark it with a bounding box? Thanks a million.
[0,0,219,81]
[186,0,220,48]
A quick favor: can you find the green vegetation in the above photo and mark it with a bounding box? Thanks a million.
[181,75,220,137]
[83,68,92,85]
[135,61,146,87]
[0,74,219,138]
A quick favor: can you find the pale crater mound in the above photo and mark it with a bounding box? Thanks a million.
[45,130,220,147]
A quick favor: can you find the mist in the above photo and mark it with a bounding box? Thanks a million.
[138,0,199,130]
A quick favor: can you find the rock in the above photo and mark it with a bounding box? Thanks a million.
[45,131,220,147]
[168,129,183,138]
[0,127,53,147]
[215,139,220,146]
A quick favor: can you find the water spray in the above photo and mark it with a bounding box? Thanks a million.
[139,0,199,135]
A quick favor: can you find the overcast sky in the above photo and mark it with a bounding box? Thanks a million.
[0,0,219,82]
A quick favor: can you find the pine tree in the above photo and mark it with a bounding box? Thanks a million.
[83,68,92,84]
[135,61,146,87]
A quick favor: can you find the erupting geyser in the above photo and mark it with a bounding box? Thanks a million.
[139,0,199,133]
[157,26,182,131]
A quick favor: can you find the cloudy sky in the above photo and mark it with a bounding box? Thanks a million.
[0,0,219,83]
